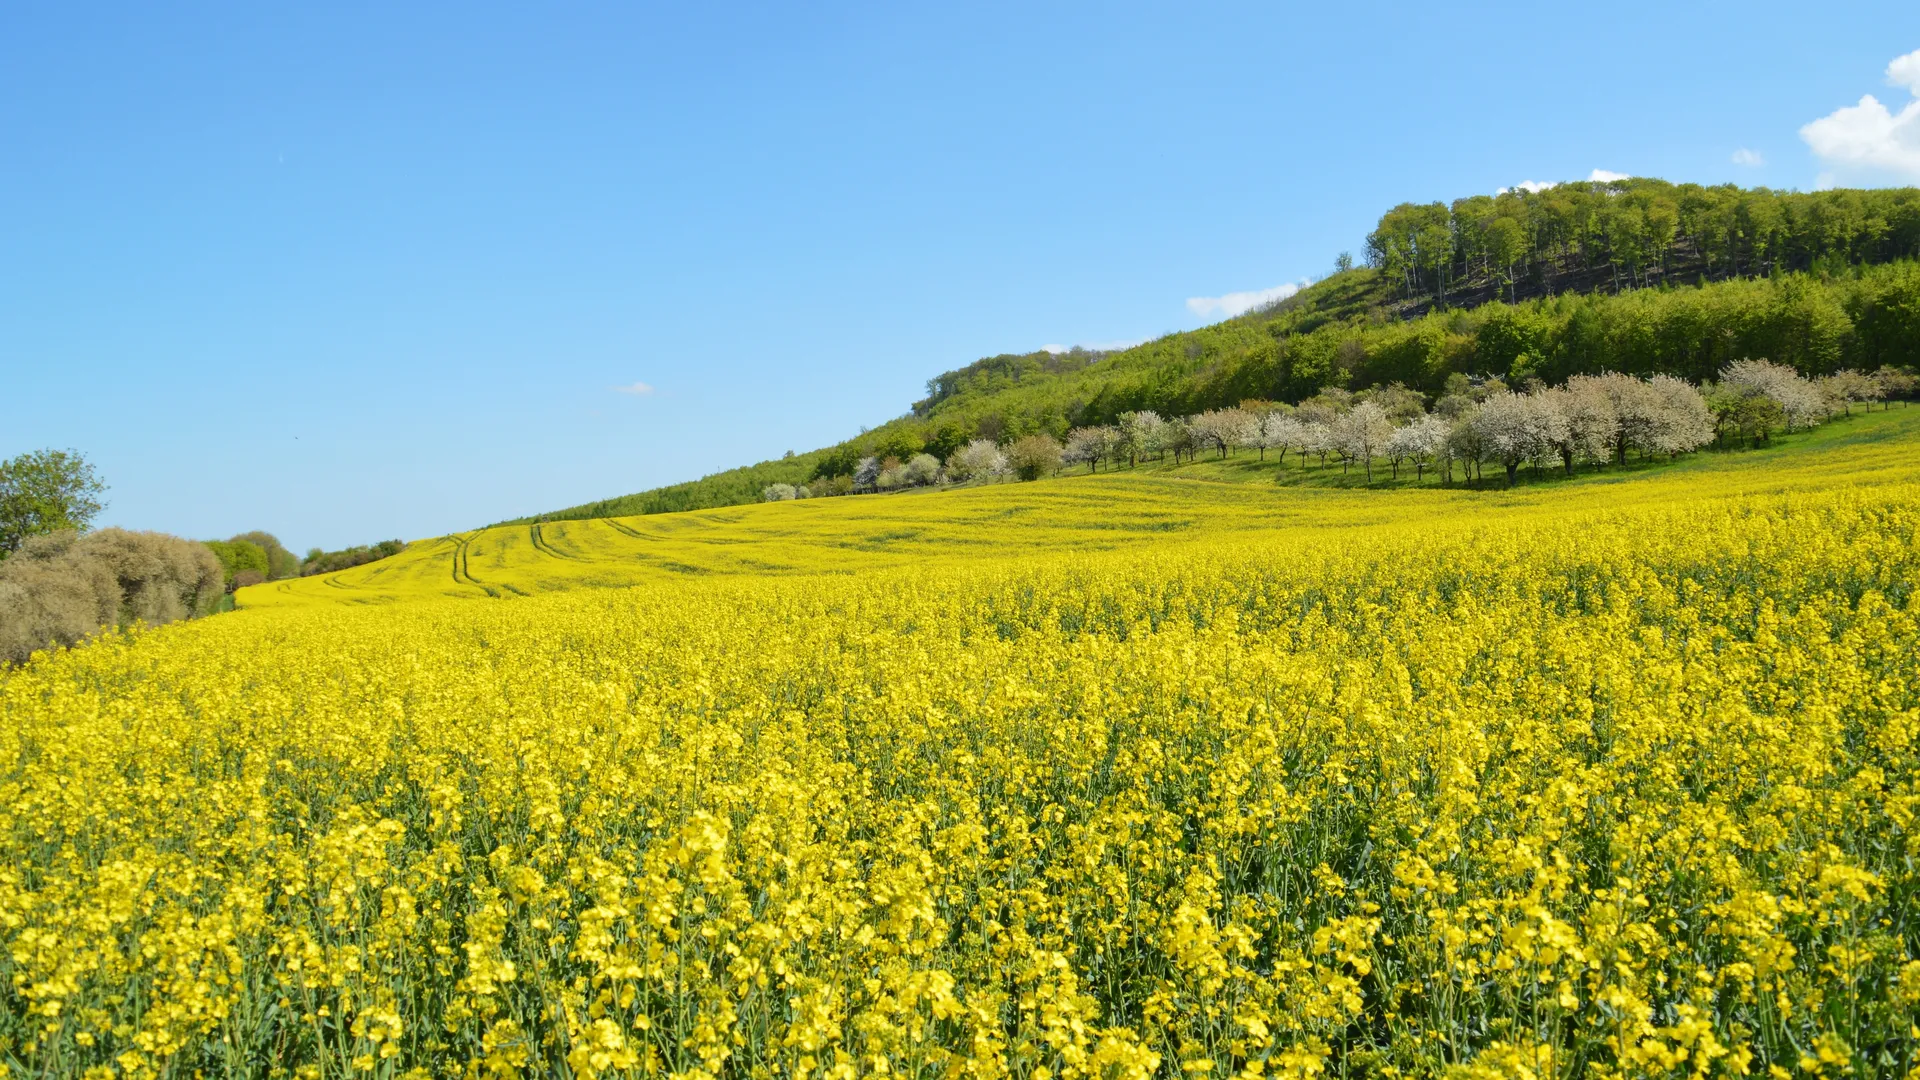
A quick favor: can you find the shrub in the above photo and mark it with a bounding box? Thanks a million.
[0,528,223,664]
[1006,434,1062,481]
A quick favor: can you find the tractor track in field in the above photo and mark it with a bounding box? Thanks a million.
[600,518,663,541]
[446,533,500,597]
[528,523,582,560]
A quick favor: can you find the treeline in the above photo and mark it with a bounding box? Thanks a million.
[299,538,407,577]
[765,361,1910,503]
[1368,179,1920,307]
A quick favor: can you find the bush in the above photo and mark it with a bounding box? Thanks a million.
[0,528,223,664]
[902,453,942,486]
[1007,435,1063,481]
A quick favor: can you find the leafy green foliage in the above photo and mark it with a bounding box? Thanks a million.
[0,449,106,557]
[300,539,408,576]
[203,540,269,592]
[229,531,300,580]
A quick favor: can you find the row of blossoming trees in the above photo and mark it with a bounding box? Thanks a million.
[764,361,1912,499]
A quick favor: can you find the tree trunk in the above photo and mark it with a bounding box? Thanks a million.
[1506,461,1519,487]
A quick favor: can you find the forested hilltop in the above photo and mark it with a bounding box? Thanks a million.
[508,178,1920,523]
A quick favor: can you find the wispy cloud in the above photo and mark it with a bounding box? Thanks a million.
[1186,281,1307,320]
[1801,48,1920,184]
[1587,168,1631,182]
[1040,339,1146,355]
[611,381,655,395]
[1731,148,1765,167]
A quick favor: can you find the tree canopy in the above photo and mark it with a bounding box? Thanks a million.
[0,449,106,557]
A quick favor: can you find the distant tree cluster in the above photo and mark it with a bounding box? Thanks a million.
[768,361,1900,502]
[203,531,301,592]
[300,539,407,576]
[1367,179,1920,305]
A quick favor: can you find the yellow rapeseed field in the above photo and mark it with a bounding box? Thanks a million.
[5,412,1919,1078]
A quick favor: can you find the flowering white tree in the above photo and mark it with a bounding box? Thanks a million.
[944,440,1005,483]
[1188,408,1255,459]
[761,483,797,502]
[1330,402,1393,481]
[1063,427,1113,472]
[1118,411,1170,464]
[1542,384,1619,474]
[1719,359,1825,431]
[1818,370,1880,416]
[1646,374,1716,456]
[1385,414,1448,481]
[1263,416,1307,466]
[1471,391,1567,487]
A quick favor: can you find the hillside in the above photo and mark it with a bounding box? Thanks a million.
[249,403,1920,608]
[505,178,1920,525]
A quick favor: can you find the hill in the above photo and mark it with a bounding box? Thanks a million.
[505,178,1920,525]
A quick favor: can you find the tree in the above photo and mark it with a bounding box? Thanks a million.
[1718,359,1824,431]
[1646,375,1717,456]
[203,539,269,592]
[1471,392,1566,487]
[762,484,798,502]
[1188,408,1254,459]
[1006,435,1062,481]
[1815,370,1878,416]
[230,531,300,580]
[1574,373,1665,465]
[901,453,942,486]
[0,449,106,557]
[1330,402,1393,481]
[1385,415,1448,481]
[1542,384,1618,474]
[945,440,1006,483]
[1120,411,1170,464]
[1063,428,1111,473]
[1872,366,1917,406]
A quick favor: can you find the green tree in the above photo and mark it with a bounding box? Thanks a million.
[230,531,300,580]
[0,449,106,557]
[203,540,269,592]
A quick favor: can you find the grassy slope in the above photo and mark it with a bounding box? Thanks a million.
[241,405,1920,609]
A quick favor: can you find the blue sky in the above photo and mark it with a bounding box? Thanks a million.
[4,2,1917,550]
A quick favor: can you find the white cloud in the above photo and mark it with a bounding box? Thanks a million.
[1497,180,1557,195]
[1800,49,1920,182]
[1890,47,1920,94]
[1040,339,1145,355]
[1587,168,1631,182]
[1186,280,1306,320]
[611,381,655,395]
[1731,148,1764,167]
